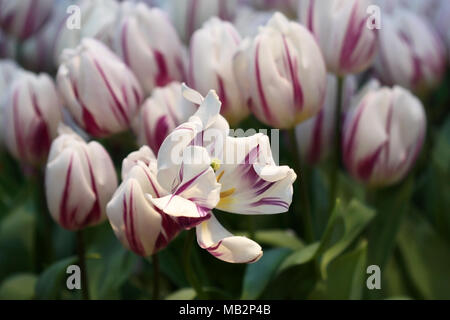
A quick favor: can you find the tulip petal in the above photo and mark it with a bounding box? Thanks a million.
[217,134,296,214]
[107,178,181,256]
[196,214,262,264]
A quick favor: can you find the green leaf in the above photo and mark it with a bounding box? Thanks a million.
[241,248,291,300]
[0,273,37,300]
[397,212,450,299]
[254,230,304,250]
[0,205,36,281]
[309,241,368,300]
[277,242,320,275]
[321,240,368,300]
[84,224,139,299]
[317,199,375,277]
[165,288,196,300]
[367,177,414,268]
[35,256,77,300]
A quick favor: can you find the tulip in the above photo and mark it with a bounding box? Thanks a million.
[113,2,186,95]
[157,85,296,262]
[166,0,238,42]
[2,71,62,165]
[342,84,426,188]
[233,12,327,129]
[46,126,118,230]
[0,0,53,40]
[54,0,119,64]
[189,18,249,125]
[133,82,197,154]
[21,0,73,72]
[298,0,378,75]
[107,144,221,257]
[373,9,446,93]
[57,38,144,137]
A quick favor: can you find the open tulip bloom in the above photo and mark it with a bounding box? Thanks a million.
[107,84,296,263]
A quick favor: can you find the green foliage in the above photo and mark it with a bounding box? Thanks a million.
[0,273,37,300]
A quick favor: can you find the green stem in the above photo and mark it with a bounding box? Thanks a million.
[76,230,90,300]
[152,254,160,300]
[288,128,314,242]
[32,168,53,271]
[329,76,344,213]
[183,230,205,299]
[248,216,255,240]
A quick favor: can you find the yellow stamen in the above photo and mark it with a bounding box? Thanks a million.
[220,188,235,199]
[216,170,225,182]
[211,158,221,172]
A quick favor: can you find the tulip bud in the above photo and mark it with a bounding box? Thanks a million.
[166,0,237,42]
[107,146,182,256]
[113,2,186,95]
[342,84,426,188]
[134,82,197,153]
[57,38,143,137]
[298,0,378,75]
[21,0,73,72]
[373,9,446,93]
[0,0,53,40]
[2,71,62,165]
[46,127,118,230]
[189,18,249,125]
[54,0,119,64]
[234,12,327,129]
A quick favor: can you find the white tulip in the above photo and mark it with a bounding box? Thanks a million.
[57,38,143,137]
[189,18,248,125]
[54,0,119,64]
[373,9,446,93]
[46,126,118,230]
[234,12,327,129]
[113,2,186,95]
[342,84,426,188]
[2,71,62,165]
[0,0,53,40]
[133,82,197,153]
[298,0,378,75]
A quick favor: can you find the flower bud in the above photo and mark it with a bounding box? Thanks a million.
[21,0,73,72]
[234,12,327,129]
[54,0,119,64]
[2,71,62,165]
[57,38,143,137]
[46,127,118,230]
[134,82,197,153]
[189,18,248,125]
[298,0,378,75]
[166,0,237,42]
[0,0,53,40]
[373,9,446,93]
[342,84,426,188]
[113,2,186,95]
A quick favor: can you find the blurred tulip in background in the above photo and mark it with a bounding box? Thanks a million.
[57,38,143,137]
[234,12,327,129]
